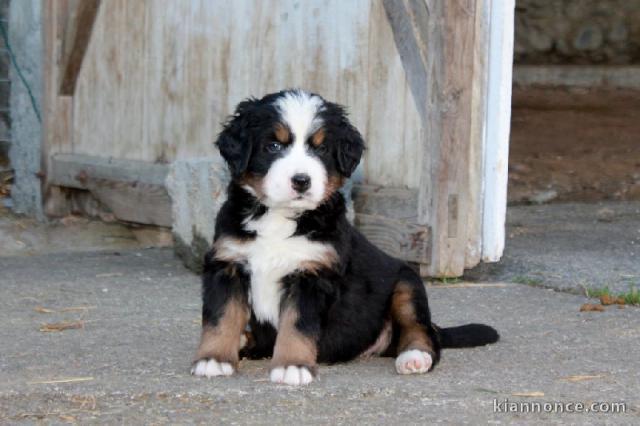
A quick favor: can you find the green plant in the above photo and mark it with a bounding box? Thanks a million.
[585,285,639,306]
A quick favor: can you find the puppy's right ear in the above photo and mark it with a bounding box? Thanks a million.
[216,99,257,178]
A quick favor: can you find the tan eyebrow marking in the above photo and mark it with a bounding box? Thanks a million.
[274,123,292,144]
[310,128,325,147]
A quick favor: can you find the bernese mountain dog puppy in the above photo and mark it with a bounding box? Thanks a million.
[191,89,499,386]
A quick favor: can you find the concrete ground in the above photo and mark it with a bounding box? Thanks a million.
[1,204,639,424]
[467,201,640,295]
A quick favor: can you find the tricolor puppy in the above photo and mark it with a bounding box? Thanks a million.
[191,89,499,385]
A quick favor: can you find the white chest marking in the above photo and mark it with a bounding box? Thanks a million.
[216,209,335,327]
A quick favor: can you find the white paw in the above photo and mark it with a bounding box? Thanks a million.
[191,359,234,378]
[395,349,433,375]
[270,365,314,386]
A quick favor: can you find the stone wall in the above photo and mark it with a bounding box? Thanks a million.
[7,0,43,219]
[0,0,10,169]
[515,0,640,64]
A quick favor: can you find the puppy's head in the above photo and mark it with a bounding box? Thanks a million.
[217,89,364,210]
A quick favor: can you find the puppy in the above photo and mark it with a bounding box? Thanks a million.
[191,89,498,385]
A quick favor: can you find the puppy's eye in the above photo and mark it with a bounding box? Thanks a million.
[265,142,283,153]
[314,144,328,154]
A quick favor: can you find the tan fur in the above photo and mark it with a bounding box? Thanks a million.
[213,237,247,263]
[238,173,266,199]
[297,250,338,274]
[195,298,250,366]
[391,282,435,355]
[310,128,325,147]
[323,175,345,200]
[271,306,318,373]
[359,319,393,358]
[274,122,292,144]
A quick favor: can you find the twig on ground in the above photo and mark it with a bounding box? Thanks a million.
[39,320,85,332]
[27,377,94,385]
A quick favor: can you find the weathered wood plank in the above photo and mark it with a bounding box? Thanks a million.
[58,0,101,95]
[49,154,171,226]
[354,213,430,264]
[352,184,418,221]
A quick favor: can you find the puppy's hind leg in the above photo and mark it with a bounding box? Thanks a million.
[390,272,441,375]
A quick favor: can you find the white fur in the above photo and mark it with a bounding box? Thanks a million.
[191,359,234,378]
[395,349,433,375]
[216,209,336,327]
[263,90,327,210]
[270,365,314,386]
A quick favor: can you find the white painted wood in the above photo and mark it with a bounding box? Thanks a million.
[481,0,515,262]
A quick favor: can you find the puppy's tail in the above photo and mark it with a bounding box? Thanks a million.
[438,324,499,348]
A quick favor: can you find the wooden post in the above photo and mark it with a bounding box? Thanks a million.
[482,0,514,262]
[383,0,501,277]
[419,0,483,277]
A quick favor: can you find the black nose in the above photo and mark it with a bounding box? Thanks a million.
[291,173,311,193]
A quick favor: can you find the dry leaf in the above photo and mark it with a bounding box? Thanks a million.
[580,303,605,312]
[58,414,77,422]
[39,321,84,332]
[561,374,605,382]
[512,391,545,397]
[600,295,626,306]
[34,306,55,313]
[600,294,615,305]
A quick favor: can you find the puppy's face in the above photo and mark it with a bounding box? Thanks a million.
[217,90,364,210]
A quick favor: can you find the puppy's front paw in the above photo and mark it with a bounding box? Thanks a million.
[191,358,235,378]
[270,365,314,386]
[395,349,433,375]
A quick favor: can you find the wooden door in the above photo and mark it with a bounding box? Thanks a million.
[42,0,514,277]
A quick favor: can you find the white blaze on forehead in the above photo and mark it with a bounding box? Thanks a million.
[262,90,327,209]
[275,90,324,140]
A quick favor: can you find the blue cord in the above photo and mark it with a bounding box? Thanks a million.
[0,20,42,123]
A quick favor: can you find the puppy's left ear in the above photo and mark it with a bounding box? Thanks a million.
[216,99,257,178]
[336,123,365,178]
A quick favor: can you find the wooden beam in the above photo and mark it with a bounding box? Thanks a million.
[382,0,430,120]
[354,213,430,264]
[352,184,430,265]
[49,154,171,227]
[58,0,101,95]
